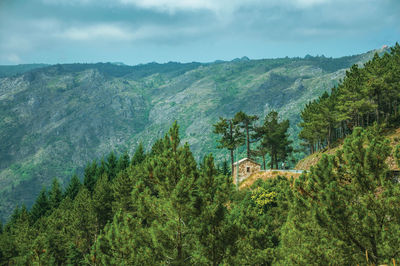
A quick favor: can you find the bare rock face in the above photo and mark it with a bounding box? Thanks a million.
[0,50,381,221]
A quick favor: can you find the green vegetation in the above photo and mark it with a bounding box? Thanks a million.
[299,43,400,153]
[214,110,293,171]
[2,122,400,264]
[0,46,390,222]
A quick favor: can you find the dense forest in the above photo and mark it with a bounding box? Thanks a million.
[299,43,400,153]
[1,123,400,265]
[1,45,400,265]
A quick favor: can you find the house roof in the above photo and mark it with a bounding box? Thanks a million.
[233,157,261,166]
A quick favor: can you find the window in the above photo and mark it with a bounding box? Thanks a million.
[247,166,250,173]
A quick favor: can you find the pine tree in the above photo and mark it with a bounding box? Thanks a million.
[71,188,97,255]
[30,188,50,223]
[116,151,130,173]
[233,111,259,158]
[221,159,230,177]
[7,205,32,264]
[260,111,292,169]
[49,178,63,210]
[131,143,146,166]
[136,122,198,264]
[282,126,400,264]
[106,152,118,181]
[83,160,97,193]
[66,243,83,266]
[64,174,82,200]
[213,117,244,177]
[88,211,155,265]
[97,158,107,179]
[192,154,234,265]
[112,169,134,212]
[92,174,114,229]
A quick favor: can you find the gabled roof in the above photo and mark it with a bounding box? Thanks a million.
[233,157,261,166]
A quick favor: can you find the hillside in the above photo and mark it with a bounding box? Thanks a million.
[239,170,303,190]
[295,127,400,171]
[0,48,388,221]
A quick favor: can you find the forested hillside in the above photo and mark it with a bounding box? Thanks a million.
[1,122,400,265]
[0,47,388,221]
[299,43,400,152]
[1,45,400,264]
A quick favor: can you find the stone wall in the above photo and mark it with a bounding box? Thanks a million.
[233,160,261,184]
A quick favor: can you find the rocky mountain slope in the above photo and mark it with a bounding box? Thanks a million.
[0,48,387,221]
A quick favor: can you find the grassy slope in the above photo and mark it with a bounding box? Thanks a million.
[295,128,400,171]
[239,170,302,190]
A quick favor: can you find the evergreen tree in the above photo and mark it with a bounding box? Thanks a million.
[112,169,134,212]
[30,188,50,223]
[92,174,114,229]
[83,160,97,193]
[192,154,234,265]
[116,151,130,173]
[89,210,155,265]
[97,158,107,179]
[131,142,146,166]
[64,174,82,200]
[260,111,292,169]
[233,111,259,158]
[132,122,198,264]
[71,188,97,255]
[7,205,32,264]
[228,177,290,265]
[49,178,63,210]
[221,159,230,177]
[213,117,244,177]
[282,126,400,264]
[66,243,84,266]
[106,152,118,181]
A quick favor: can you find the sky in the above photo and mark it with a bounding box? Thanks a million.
[0,0,399,65]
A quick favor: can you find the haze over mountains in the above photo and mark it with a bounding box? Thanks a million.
[0,47,388,221]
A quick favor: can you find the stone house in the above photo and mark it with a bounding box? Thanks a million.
[232,158,261,184]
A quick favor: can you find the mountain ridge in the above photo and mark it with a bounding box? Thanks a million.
[0,47,389,221]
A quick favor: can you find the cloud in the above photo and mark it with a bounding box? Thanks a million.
[58,24,134,41]
[1,53,22,64]
[0,0,399,64]
[117,0,334,14]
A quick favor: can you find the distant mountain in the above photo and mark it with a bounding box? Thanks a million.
[0,47,389,221]
[0,64,49,78]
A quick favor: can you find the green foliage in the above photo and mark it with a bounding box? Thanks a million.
[1,46,383,222]
[131,143,146,166]
[30,188,50,224]
[92,174,114,229]
[3,118,400,264]
[83,160,98,193]
[49,178,63,210]
[213,116,244,176]
[106,152,118,181]
[191,154,234,265]
[116,151,130,173]
[281,127,400,264]
[299,43,400,153]
[251,187,277,214]
[64,174,82,200]
[259,111,293,169]
[233,111,259,158]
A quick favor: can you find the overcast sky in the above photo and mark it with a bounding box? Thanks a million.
[0,0,399,65]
